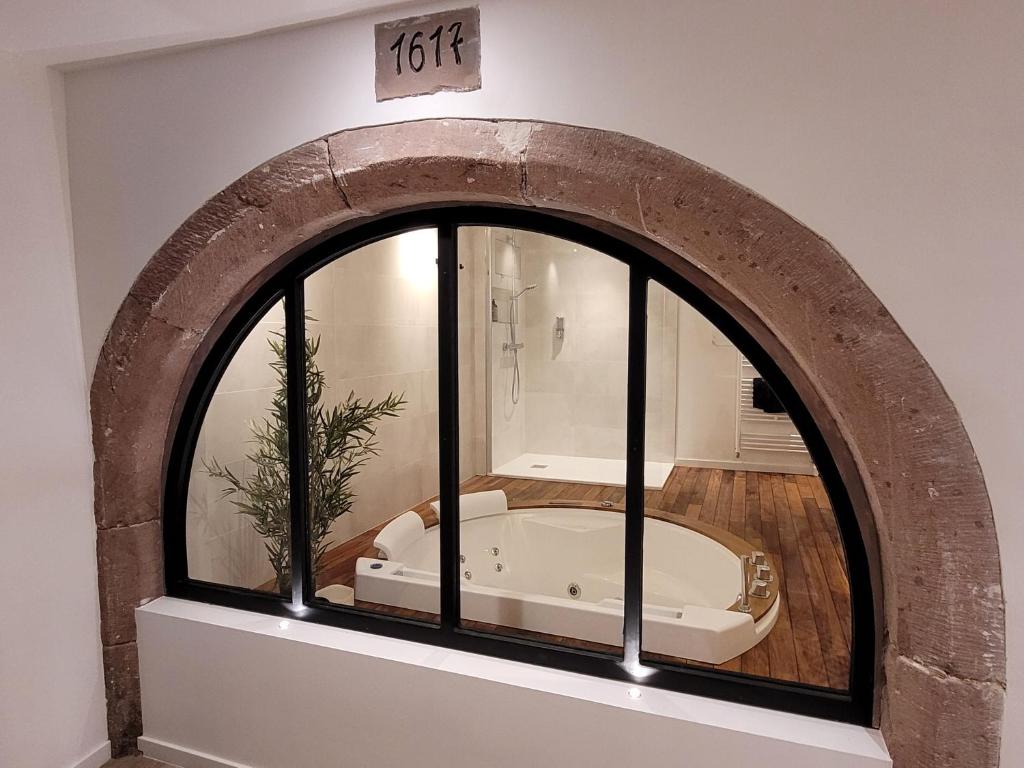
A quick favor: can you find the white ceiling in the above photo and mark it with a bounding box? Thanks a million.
[0,0,410,65]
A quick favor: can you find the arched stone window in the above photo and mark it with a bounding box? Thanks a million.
[92,120,1003,766]
[164,206,876,721]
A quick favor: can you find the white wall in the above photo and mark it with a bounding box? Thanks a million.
[61,0,1024,762]
[0,0,409,61]
[675,302,740,464]
[137,597,890,768]
[0,54,109,768]
[674,301,814,474]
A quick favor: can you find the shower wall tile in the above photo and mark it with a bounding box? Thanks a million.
[523,358,573,394]
[572,394,627,431]
[492,237,519,279]
[508,234,678,466]
[488,227,527,469]
[577,291,627,329]
[575,325,628,364]
[572,425,627,460]
[520,236,630,461]
[522,324,563,362]
[573,360,627,399]
[523,391,573,455]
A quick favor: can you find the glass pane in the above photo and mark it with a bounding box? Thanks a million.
[644,281,678,485]
[457,226,628,652]
[305,229,440,623]
[186,298,290,593]
[640,279,852,691]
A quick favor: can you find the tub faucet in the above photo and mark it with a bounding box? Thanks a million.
[738,555,752,613]
[749,579,771,598]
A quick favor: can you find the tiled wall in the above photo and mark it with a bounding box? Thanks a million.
[508,233,678,463]
[460,227,490,484]
[487,229,528,468]
[645,283,680,463]
[186,300,285,589]
[186,231,487,589]
[306,231,442,549]
[519,234,630,459]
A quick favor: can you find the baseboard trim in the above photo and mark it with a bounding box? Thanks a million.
[72,741,111,768]
[674,457,817,476]
[139,736,252,768]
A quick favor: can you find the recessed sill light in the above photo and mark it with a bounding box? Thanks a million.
[278,620,291,630]
[627,687,642,700]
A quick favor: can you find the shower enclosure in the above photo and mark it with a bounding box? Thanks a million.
[481,227,676,489]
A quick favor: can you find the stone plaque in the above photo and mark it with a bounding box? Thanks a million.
[374,7,481,101]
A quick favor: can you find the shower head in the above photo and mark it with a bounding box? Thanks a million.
[512,284,538,299]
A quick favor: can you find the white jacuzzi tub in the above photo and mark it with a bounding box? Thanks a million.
[354,491,779,664]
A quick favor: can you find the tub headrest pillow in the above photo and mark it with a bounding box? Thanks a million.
[372,510,425,560]
[429,489,508,521]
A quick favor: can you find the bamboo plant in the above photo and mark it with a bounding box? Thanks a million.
[206,324,405,593]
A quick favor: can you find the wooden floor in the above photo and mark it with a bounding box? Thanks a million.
[103,757,177,768]
[318,467,851,690]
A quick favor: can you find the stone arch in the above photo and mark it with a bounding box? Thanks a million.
[91,119,1004,766]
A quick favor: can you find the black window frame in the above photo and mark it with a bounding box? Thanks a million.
[164,205,876,725]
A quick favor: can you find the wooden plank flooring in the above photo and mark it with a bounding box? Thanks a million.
[317,467,851,689]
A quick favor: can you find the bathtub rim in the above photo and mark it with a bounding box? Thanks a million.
[353,548,779,664]
[366,498,781,624]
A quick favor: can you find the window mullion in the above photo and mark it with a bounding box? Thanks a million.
[623,267,648,669]
[437,221,462,630]
[285,279,312,609]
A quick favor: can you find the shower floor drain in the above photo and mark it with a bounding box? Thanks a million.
[529,463,549,469]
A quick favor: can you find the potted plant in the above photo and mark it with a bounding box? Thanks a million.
[205,325,405,593]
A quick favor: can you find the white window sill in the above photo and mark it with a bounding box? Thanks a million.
[137,597,890,768]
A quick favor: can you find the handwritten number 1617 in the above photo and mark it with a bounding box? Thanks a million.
[390,22,465,75]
